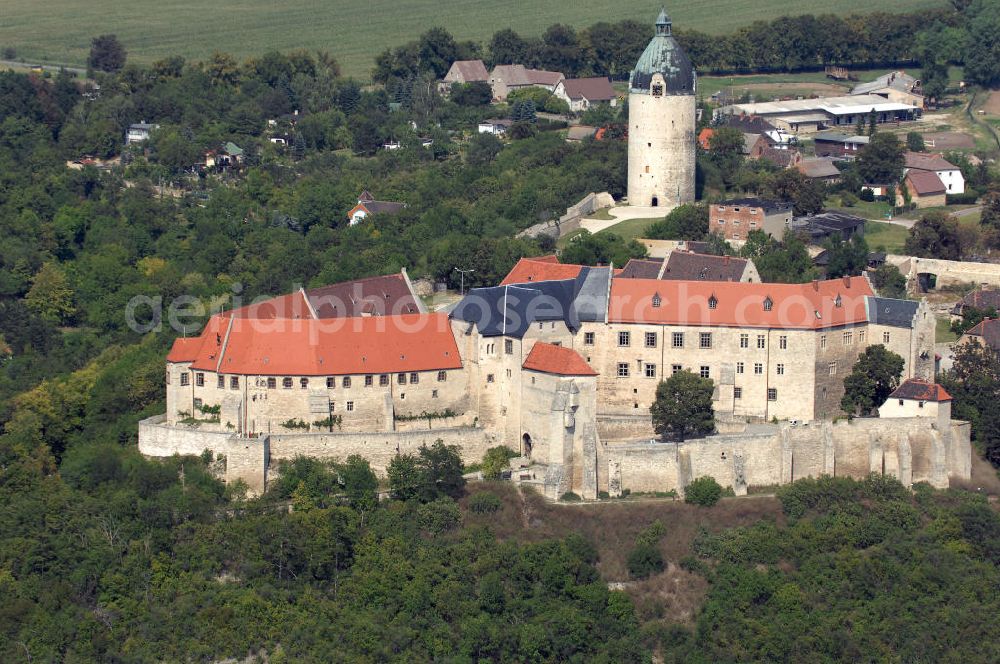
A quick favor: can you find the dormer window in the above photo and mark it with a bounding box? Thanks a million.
[708,295,718,310]
[652,293,662,308]
[763,296,773,311]
[835,294,843,308]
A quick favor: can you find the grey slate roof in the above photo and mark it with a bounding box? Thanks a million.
[450,267,609,338]
[865,296,918,328]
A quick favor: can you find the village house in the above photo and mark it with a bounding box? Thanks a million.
[904,152,965,194]
[477,118,513,135]
[709,198,794,242]
[439,59,489,93]
[851,71,924,108]
[898,170,947,208]
[126,122,159,145]
[812,131,869,159]
[796,157,843,184]
[552,77,617,112]
[959,318,1000,351]
[488,65,564,101]
[759,146,802,169]
[788,211,866,244]
[721,113,795,149]
[742,133,769,159]
[950,287,1000,321]
[347,190,407,225]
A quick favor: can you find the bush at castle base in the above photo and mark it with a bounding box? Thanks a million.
[685,476,723,507]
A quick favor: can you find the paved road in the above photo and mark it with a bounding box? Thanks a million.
[0,59,87,76]
[864,205,981,230]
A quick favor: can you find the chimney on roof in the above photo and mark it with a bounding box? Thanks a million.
[812,280,819,292]
[843,275,851,288]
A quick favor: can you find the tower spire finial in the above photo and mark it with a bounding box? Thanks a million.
[655,6,672,35]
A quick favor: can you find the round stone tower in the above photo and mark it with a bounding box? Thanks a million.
[627,7,696,208]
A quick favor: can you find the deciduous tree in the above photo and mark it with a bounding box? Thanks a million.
[650,370,715,441]
[841,345,905,416]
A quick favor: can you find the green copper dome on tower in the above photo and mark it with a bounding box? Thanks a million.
[629,6,696,95]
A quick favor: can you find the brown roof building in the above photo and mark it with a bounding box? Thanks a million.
[899,170,946,208]
[660,252,759,282]
[553,77,617,112]
[489,65,565,101]
[796,157,842,182]
[442,59,489,85]
[950,288,1000,319]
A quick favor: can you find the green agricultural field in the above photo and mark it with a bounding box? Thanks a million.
[0,0,947,78]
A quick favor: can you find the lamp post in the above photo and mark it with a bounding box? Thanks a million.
[453,267,475,296]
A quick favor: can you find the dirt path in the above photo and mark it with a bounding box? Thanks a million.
[982,90,1000,117]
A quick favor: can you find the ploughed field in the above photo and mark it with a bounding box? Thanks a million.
[1,0,946,77]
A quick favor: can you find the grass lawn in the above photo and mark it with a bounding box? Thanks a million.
[827,197,894,221]
[0,0,948,77]
[597,217,662,243]
[586,207,616,221]
[864,220,909,254]
[936,316,959,343]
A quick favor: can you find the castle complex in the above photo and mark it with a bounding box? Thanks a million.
[139,10,970,498]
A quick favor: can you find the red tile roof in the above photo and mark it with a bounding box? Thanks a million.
[889,378,952,402]
[608,277,873,329]
[698,127,714,149]
[523,342,597,376]
[171,313,461,376]
[500,256,585,285]
[225,290,313,320]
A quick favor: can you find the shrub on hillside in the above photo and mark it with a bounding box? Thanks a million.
[469,491,502,514]
[684,476,723,506]
[627,542,665,579]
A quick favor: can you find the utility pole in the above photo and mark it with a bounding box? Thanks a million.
[453,267,475,296]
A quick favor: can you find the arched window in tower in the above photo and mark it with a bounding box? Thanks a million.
[651,196,659,207]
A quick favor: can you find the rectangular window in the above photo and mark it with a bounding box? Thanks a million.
[166,370,171,385]
[346,401,354,412]
[195,373,205,387]
[740,333,749,348]
[300,377,309,389]
[618,331,631,347]
[883,331,890,344]
[779,335,787,350]
[217,375,225,389]
[754,363,763,375]
[645,332,657,348]
[230,376,239,389]
[380,374,389,386]
[283,377,292,389]
[432,389,439,399]
[584,332,595,345]
[437,371,447,382]
[267,377,277,389]
[343,377,351,388]
[821,335,827,349]
[736,361,744,374]
[700,332,712,349]
[734,387,742,400]
[776,364,785,375]
[179,371,192,387]
[672,332,684,348]
[843,331,853,345]
[767,388,777,401]
[617,363,630,378]
[365,375,373,387]
[858,330,866,343]
[487,374,495,383]
[757,334,766,349]
[505,339,513,355]
[398,373,406,385]
[829,361,837,375]
[193,398,202,409]
[410,373,418,384]
[672,364,682,375]
[700,365,710,379]
[645,363,656,378]
[326,377,335,389]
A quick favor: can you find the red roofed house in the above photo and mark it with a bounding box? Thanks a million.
[348,190,407,225]
[697,127,714,150]
[898,170,946,208]
[903,151,965,194]
[553,77,618,113]
[878,378,952,426]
